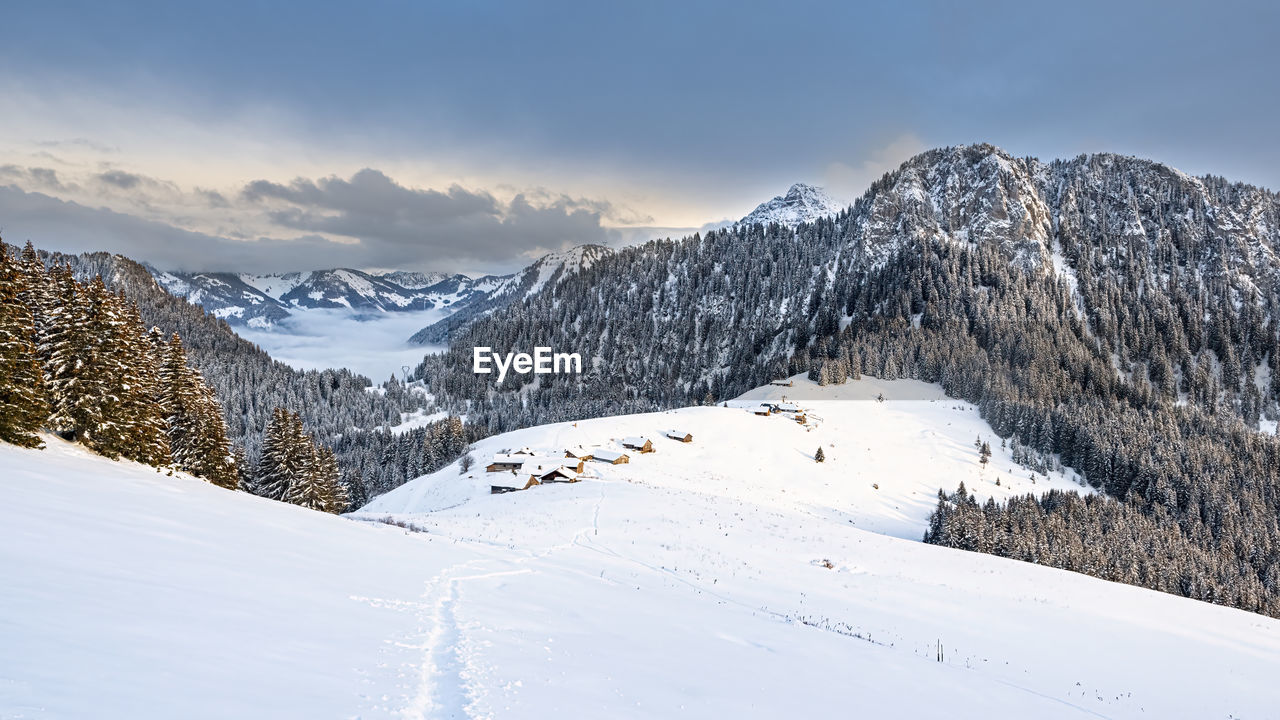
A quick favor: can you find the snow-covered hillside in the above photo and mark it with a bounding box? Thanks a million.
[367,375,1087,539]
[6,378,1280,718]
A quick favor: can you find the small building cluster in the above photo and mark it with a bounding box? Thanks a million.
[485,430,694,494]
[753,401,807,424]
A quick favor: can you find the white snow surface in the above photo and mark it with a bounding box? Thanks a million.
[5,377,1280,718]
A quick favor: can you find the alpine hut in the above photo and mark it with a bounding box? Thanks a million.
[621,436,654,453]
[592,449,630,464]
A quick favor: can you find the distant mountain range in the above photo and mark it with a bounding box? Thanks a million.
[148,183,847,339]
[147,267,488,328]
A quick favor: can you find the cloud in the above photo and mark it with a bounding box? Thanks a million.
[96,169,146,189]
[0,166,621,274]
[0,186,340,271]
[0,165,71,192]
[235,168,615,267]
[35,138,119,154]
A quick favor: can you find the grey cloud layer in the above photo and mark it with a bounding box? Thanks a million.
[0,166,622,273]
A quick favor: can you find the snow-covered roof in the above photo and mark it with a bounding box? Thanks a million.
[488,453,526,465]
[564,446,594,458]
[774,403,801,413]
[490,474,535,489]
[535,467,579,481]
[665,430,691,438]
[519,458,576,473]
[593,449,628,462]
[621,436,651,447]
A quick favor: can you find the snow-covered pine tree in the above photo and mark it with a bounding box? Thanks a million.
[315,445,349,513]
[76,277,168,463]
[157,332,237,488]
[113,297,169,466]
[41,264,98,442]
[254,408,302,501]
[0,243,48,447]
[286,443,348,513]
[283,440,326,511]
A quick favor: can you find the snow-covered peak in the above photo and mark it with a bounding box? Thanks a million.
[365,269,452,290]
[740,183,844,227]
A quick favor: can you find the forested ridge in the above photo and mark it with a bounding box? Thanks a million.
[1,242,479,509]
[418,144,1280,616]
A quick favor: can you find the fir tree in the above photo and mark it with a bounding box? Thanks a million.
[158,332,237,488]
[0,243,48,447]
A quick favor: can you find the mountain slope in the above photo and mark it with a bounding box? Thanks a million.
[407,244,613,344]
[411,143,1280,616]
[8,397,1279,718]
[147,268,292,327]
[366,374,1088,536]
[31,247,463,505]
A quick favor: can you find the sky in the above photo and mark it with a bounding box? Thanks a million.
[0,0,1276,275]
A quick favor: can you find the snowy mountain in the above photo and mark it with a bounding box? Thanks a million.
[149,266,501,328]
[366,269,451,289]
[416,144,1280,618]
[739,182,844,226]
[406,244,614,344]
[149,244,615,341]
[8,379,1279,718]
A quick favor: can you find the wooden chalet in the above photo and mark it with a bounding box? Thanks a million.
[485,453,526,472]
[535,466,580,483]
[521,457,585,474]
[621,436,654,453]
[490,475,539,494]
[564,446,595,461]
[753,405,772,417]
[664,430,693,443]
[592,449,630,464]
[769,379,794,387]
[773,402,802,414]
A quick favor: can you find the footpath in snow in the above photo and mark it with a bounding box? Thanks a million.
[4,376,1279,718]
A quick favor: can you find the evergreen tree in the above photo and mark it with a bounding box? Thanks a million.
[255,408,308,501]
[158,332,237,488]
[814,446,825,463]
[0,243,48,447]
[41,264,96,441]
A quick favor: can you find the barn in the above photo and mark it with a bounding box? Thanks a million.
[485,453,525,472]
[593,449,630,464]
[490,475,539,494]
[621,437,654,453]
[769,379,794,387]
[521,457,585,474]
[664,430,693,443]
[564,447,595,461]
[753,406,771,417]
[536,467,580,483]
